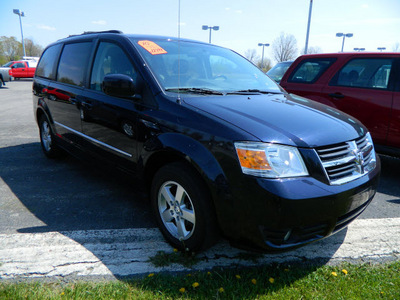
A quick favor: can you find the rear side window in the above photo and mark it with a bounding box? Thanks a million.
[288,58,336,83]
[57,42,92,86]
[330,58,394,90]
[36,44,62,79]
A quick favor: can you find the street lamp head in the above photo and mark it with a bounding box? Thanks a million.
[345,33,353,38]
[212,26,219,31]
[336,33,344,37]
[202,25,209,30]
[13,9,24,17]
[258,43,270,47]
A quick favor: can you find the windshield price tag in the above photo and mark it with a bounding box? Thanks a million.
[138,40,167,55]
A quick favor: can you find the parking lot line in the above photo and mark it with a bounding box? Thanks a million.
[0,217,399,280]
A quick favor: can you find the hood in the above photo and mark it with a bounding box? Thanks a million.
[183,93,367,148]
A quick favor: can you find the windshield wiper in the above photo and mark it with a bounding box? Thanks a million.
[165,87,224,95]
[227,89,281,95]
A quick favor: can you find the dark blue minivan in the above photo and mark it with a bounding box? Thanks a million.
[33,31,380,252]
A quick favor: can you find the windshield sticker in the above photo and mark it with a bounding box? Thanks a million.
[138,40,167,55]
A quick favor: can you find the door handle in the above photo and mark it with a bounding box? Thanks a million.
[328,93,345,99]
[81,100,93,108]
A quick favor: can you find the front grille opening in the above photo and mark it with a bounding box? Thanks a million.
[261,223,328,248]
[315,134,376,185]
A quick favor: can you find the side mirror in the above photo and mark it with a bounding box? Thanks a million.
[102,74,137,98]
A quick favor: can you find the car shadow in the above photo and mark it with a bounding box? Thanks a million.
[0,142,384,280]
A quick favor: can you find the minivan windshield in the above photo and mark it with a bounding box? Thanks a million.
[131,38,281,94]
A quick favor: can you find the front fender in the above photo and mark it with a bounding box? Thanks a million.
[144,133,228,189]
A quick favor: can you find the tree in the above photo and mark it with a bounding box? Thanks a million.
[272,32,298,63]
[0,36,20,62]
[256,58,272,72]
[243,49,272,72]
[300,46,322,55]
[244,49,260,64]
[24,38,43,57]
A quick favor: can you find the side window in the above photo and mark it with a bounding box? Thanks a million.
[288,58,336,83]
[14,63,25,68]
[36,44,62,79]
[57,42,92,86]
[90,42,137,91]
[330,58,394,89]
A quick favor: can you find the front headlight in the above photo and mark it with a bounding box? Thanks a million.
[234,142,309,178]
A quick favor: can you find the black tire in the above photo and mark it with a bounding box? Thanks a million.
[151,162,219,252]
[38,115,62,158]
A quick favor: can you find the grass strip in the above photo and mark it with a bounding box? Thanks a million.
[0,261,399,299]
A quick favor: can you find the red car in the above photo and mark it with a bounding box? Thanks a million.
[280,53,400,157]
[8,60,37,79]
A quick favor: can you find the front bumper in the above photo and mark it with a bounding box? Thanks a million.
[218,156,381,252]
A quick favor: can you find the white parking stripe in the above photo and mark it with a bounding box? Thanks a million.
[0,218,399,280]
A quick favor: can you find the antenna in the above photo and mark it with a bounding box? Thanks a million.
[177,0,181,102]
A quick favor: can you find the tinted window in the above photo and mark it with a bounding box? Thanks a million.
[14,62,25,68]
[57,42,92,86]
[288,58,336,83]
[330,58,393,90]
[36,44,62,79]
[90,42,137,91]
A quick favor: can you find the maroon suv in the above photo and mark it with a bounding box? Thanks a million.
[280,53,400,156]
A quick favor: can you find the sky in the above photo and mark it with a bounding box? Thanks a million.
[2,0,400,62]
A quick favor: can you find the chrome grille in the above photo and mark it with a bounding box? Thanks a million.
[316,134,376,185]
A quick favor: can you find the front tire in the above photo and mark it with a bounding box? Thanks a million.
[151,162,219,252]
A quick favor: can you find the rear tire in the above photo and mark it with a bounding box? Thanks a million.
[151,162,219,252]
[38,115,62,158]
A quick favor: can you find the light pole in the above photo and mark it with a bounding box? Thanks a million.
[377,47,386,52]
[258,43,270,69]
[13,9,26,57]
[336,33,353,52]
[202,25,219,43]
[304,0,313,54]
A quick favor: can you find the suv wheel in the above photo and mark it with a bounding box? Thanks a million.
[151,162,218,252]
[39,115,62,158]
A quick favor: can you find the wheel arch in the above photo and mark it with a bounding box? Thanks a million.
[142,133,230,207]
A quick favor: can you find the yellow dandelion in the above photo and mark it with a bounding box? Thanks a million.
[61,292,65,296]
[235,274,241,279]
[342,269,348,275]
[269,277,275,284]
[173,248,178,252]
[148,273,154,278]
[179,287,185,293]
[251,278,257,285]
[207,271,211,276]
[284,268,289,272]
[331,272,338,277]
[187,273,192,277]
[192,282,199,288]
[219,287,225,293]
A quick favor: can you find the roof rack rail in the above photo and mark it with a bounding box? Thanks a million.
[68,30,123,38]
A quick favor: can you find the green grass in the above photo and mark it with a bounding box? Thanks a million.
[0,261,399,299]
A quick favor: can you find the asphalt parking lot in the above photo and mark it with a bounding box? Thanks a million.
[0,80,399,280]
